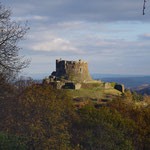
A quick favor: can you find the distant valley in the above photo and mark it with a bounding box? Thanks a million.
[91,74,150,95]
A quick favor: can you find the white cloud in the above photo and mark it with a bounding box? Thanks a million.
[33,16,48,21]
[12,15,48,21]
[31,38,78,52]
[23,23,150,56]
[56,21,85,30]
[139,33,150,40]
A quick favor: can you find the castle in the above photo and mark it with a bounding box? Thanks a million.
[50,58,93,82]
[43,58,124,92]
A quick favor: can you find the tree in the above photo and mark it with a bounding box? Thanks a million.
[71,104,134,150]
[0,132,27,150]
[0,84,73,150]
[0,3,29,80]
[109,96,150,150]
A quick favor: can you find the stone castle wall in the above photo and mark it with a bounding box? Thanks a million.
[44,58,124,92]
[55,58,92,82]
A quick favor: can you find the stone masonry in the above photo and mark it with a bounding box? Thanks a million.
[50,58,93,82]
[43,58,124,92]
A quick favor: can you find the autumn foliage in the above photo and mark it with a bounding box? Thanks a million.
[0,83,73,150]
[1,79,150,150]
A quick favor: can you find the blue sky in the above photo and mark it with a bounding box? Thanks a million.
[2,0,150,78]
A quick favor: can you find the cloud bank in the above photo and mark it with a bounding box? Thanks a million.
[1,0,150,76]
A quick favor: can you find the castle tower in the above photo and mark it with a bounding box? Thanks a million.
[54,58,93,82]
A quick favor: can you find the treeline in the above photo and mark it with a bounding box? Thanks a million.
[1,78,150,150]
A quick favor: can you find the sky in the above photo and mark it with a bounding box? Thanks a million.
[2,0,150,78]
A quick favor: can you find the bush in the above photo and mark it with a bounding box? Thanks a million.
[71,103,134,150]
[0,132,27,150]
[0,84,74,150]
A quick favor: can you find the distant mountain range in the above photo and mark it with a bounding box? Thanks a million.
[27,73,149,80]
[134,84,150,95]
[91,74,150,90]
[91,74,147,79]
[91,74,150,95]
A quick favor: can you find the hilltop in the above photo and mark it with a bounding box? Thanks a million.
[43,59,124,105]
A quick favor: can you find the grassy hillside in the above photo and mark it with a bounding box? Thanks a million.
[65,82,122,106]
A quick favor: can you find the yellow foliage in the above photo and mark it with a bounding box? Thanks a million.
[0,84,73,150]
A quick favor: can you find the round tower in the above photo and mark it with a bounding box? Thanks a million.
[55,59,92,82]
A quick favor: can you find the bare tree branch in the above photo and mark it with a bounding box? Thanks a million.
[0,3,30,80]
[143,0,146,15]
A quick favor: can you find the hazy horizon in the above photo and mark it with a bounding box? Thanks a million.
[21,73,150,80]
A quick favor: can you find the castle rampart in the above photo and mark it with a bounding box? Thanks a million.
[43,59,124,92]
[54,58,92,82]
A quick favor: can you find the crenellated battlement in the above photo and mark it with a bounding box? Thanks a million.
[56,58,88,65]
[52,58,93,82]
[44,59,124,92]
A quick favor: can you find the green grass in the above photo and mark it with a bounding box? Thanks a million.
[62,81,122,105]
[81,83,104,89]
[67,88,104,98]
[66,87,121,102]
